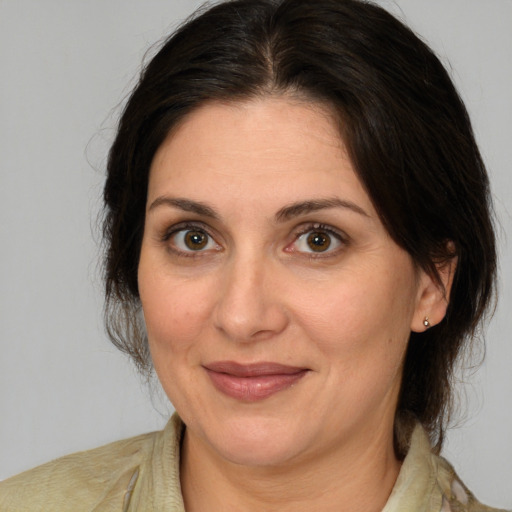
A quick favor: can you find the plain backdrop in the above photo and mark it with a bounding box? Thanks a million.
[1,0,511,508]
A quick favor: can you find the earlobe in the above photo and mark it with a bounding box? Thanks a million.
[411,255,457,333]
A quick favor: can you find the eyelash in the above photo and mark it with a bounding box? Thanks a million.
[161,222,219,259]
[288,223,349,257]
[161,222,349,259]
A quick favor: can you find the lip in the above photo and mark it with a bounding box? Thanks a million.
[203,361,309,401]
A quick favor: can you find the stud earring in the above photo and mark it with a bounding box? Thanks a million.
[423,316,430,328]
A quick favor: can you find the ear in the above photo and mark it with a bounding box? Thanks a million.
[410,255,458,333]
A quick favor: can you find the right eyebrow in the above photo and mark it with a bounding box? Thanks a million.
[147,196,220,219]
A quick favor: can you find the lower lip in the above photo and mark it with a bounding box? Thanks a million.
[205,369,308,401]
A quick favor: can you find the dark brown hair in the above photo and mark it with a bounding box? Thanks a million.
[103,0,496,452]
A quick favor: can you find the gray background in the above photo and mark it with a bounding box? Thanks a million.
[1,0,511,508]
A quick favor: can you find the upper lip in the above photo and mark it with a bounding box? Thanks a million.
[203,361,308,377]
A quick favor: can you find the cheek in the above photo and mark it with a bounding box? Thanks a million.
[138,265,215,361]
[289,263,417,365]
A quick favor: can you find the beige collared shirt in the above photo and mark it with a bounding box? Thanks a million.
[0,414,508,511]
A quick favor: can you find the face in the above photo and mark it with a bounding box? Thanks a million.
[138,97,432,468]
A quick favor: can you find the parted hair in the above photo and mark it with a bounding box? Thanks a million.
[103,0,496,453]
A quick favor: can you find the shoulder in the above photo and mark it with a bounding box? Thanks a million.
[433,454,510,512]
[387,424,510,512]
[0,431,158,512]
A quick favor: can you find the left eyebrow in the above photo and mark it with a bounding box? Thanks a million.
[275,198,369,222]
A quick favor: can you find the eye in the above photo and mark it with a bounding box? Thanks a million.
[303,232,332,252]
[291,225,345,254]
[169,227,219,253]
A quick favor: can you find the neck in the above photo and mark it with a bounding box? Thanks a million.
[180,422,401,512]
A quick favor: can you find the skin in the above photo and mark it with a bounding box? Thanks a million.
[138,97,452,512]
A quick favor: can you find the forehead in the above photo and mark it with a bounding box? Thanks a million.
[152,96,342,162]
[147,97,374,216]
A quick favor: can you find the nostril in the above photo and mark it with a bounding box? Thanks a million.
[212,262,289,342]
[213,293,289,343]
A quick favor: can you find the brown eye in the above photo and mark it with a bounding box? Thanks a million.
[170,228,217,253]
[306,231,332,252]
[290,226,345,255]
[184,230,208,250]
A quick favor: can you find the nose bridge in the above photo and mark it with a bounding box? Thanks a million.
[213,247,288,342]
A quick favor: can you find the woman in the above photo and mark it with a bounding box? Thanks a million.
[0,0,508,510]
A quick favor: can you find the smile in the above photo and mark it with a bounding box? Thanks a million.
[203,361,309,401]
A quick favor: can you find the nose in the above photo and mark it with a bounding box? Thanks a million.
[213,253,289,343]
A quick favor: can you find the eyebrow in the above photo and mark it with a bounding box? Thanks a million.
[275,198,369,222]
[148,197,219,219]
[148,196,369,222]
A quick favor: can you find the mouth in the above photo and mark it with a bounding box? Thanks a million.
[203,361,309,401]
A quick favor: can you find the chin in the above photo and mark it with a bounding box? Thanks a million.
[216,436,305,468]
[198,413,312,468]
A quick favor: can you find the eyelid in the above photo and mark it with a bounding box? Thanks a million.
[286,223,349,256]
[158,220,348,259]
[161,221,222,257]
[162,221,213,241]
[294,222,348,240]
